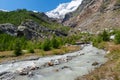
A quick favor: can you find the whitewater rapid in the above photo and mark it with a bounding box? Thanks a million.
[0,44,107,80]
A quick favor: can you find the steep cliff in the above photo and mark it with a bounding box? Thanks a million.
[63,0,120,34]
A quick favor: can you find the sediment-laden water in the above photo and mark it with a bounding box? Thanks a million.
[0,44,107,80]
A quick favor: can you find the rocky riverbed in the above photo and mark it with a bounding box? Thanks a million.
[0,44,107,80]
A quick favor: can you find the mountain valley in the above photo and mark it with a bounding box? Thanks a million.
[0,0,120,80]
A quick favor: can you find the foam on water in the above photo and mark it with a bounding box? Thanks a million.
[0,44,107,80]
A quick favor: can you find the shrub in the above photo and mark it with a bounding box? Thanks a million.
[101,30,110,41]
[92,36,103,47]
[114,31,120,44]
[41,39,51,51]
[51,36,60,49]
[13,42,22,56]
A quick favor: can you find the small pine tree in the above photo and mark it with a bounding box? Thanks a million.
[13,42,22,56]
[41,39,51,51]
[51,36,60,49]
[101,30,109,41]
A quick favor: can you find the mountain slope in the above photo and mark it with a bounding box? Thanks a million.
[63,0,120,34]
[0,9,69,39]
[46,0,83,19]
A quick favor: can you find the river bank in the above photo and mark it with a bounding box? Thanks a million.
[0,45,80,63]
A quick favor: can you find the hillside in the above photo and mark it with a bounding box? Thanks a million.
[0,9,70,40]
[63,0,120,34]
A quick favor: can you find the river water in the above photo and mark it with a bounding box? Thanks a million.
[0,44,107,80]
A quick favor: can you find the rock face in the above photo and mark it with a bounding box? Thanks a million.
[18,20,67,40]
[17,20,45,40]
[0,23,17,36]
[0,20,67,40]
[63,0,120,34]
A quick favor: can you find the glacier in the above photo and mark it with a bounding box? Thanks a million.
[46,0,83,19]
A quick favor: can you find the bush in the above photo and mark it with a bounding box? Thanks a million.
[114,31,120,44]
[0,33,28,51]
[51,36,60,49]
[92,36,103,47]
[13,42,22,56]
[101,30,110,41]
[41,39,51,51]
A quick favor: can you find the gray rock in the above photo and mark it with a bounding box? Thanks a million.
[17,19,67,40]
[0,23,17,36]
[28,72,34,77]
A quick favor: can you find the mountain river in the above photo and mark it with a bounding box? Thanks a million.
[0,44,107,80]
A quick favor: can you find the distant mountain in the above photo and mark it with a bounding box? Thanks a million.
[46,0,83,19]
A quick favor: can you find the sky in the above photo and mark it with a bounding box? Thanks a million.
[0,0,71,12]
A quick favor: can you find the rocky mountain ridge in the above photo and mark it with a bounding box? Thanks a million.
[0,20,67,40]
[63,0,120,34]
[0,10,68,40]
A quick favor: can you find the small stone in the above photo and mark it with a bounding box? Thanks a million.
[28,72,34,77]
[96,52,99,54]
[80,53,85,56]
[48,61,54,66]
[54,69,59,72]
[66,56,72,61]
[92,62,99,66]
[53,60,59,65]
[19,71,28,75]
[61,66,69,69]
[30,67,36,70]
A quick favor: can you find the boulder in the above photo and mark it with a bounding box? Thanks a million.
[16,68,28,75]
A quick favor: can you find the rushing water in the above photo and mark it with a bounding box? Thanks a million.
[0,44,107,80]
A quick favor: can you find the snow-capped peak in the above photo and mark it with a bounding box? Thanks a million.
[46,0,83,19]
[0,9,9,12]
[32,10,38,13]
